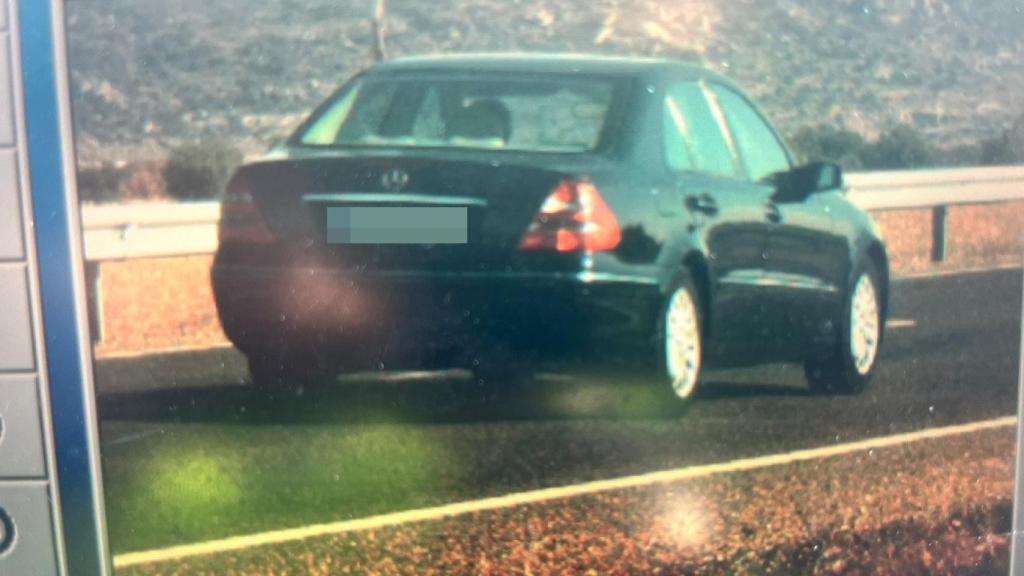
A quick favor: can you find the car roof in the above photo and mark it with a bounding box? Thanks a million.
[369,52,718,81]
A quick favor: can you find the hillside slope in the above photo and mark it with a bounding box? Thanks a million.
[65,0,1024,162]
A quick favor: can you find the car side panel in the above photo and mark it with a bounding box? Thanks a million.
[609,76,776,368]
[826,193,891,316]
[762,190,850,360]
[666,173,773,366]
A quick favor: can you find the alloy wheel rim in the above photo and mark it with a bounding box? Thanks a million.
[666,287,701,399]
[850,274,880,375]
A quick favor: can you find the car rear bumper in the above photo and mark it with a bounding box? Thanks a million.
[211,261,662,367]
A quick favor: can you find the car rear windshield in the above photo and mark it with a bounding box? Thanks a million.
[296,74,618,153]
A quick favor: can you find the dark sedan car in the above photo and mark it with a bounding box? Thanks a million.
[212,53,889,400]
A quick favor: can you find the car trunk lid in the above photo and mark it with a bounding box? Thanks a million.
[239,151,593,272]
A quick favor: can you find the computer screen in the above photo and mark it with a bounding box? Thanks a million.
[0,1,1022,574]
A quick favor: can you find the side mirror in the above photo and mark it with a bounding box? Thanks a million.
[772,162,843,203]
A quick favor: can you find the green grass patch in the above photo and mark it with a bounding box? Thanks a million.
[101,421,457,554]
[98,372,682,555]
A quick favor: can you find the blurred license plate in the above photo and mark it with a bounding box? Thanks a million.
[325,206,468,244]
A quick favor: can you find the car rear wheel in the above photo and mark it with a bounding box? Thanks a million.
[661,276,704,401]
[804,261,882,394]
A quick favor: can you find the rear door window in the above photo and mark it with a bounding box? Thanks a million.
[663,96,695,171]
[666,82,739,178]
[711,85,791,181]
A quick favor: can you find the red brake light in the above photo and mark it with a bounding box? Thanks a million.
[519,180,621,253]
[219,175,274,244]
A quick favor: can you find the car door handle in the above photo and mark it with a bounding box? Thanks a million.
[765,203,782,224]
[685,193,718,215]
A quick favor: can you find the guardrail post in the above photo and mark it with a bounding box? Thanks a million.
[85,261,103,343]
[931,205,948,262]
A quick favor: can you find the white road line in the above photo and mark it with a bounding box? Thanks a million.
[113,415,1017,568]
[887,318,917,329]
[102,429,162,447]
[893,262,1021,282]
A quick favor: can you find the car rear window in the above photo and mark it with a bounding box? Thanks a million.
[297,75,617,153]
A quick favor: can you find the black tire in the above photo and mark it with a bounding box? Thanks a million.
[658,274,705,401]
[804,260,883,395]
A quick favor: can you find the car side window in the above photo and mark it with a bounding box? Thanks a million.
[666,82,739,178]
[711,85,791,181]
[300,84,362,145]
[663,96,694,171]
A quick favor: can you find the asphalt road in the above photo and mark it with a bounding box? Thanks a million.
[94,267,1023,553]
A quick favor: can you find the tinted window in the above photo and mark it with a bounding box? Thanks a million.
[663,96,694,171]
[666,82,738,177]
[299,76,615,153]
[712,85,791,181]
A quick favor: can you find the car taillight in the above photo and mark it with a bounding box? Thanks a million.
[218,175,274,244]
[519,180,621,252]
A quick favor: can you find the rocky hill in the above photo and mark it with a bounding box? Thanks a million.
[65,0,1024,163]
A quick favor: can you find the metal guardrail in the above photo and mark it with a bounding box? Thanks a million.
[845,166,1024,210]
[79,166,1024,262]
[82,202,221,261]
